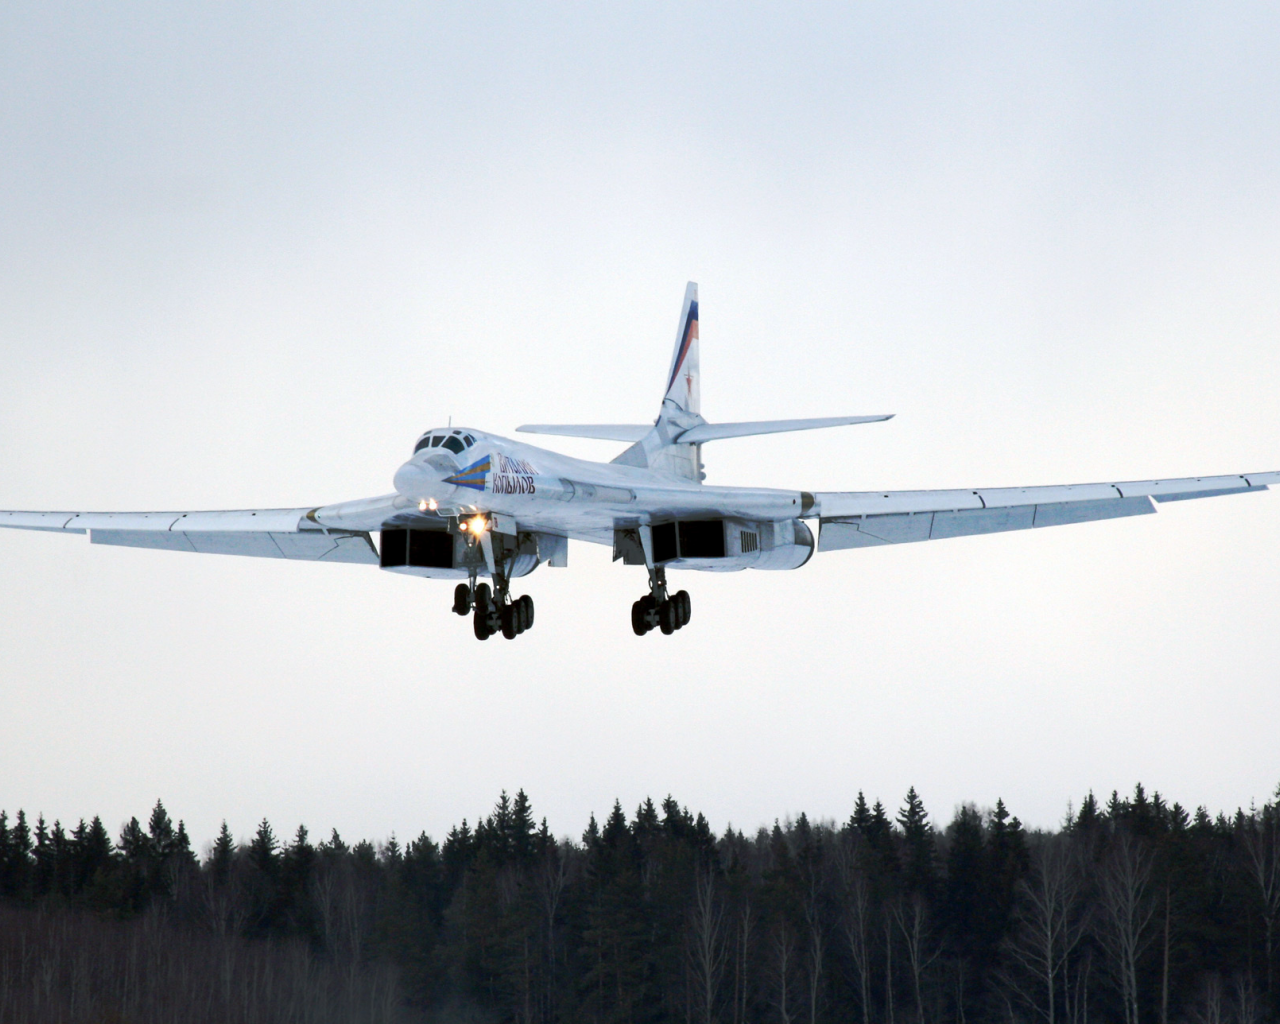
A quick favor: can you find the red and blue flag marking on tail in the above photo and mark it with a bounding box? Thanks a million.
[665,299,698,397]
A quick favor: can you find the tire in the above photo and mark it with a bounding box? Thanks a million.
[518,595,534,631]
[640,593,656,613]
[675,590,691,627]
[659,600,677,635]
[631,599,648,636]
[473,607,491,640]
[501,605,518,639]
[453,583,472,615]
[474,583,492,610]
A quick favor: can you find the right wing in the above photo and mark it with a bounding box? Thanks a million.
[0,494,414,563]
[815,472,1279,551]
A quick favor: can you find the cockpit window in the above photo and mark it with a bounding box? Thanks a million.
[415,429,476,454]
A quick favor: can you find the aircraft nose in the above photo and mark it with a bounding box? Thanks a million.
[394,459,443,497]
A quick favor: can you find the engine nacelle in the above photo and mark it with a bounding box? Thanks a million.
[378,526,543,580]
[749,518,815,570]
[616,518,814,572]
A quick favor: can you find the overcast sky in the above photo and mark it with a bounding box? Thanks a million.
[2,3,1279,850]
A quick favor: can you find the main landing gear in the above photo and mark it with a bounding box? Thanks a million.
[631,565,691,636]
[455,580,535,641]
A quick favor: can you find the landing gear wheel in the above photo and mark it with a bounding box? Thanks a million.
[501,604,519,640]
[473,605,492,640]
[453,583,473,616]
[659,599,678,635]
[631,599,648,636]
[518,595,534,632]
[674,590,691,628]
[475,583,492,610]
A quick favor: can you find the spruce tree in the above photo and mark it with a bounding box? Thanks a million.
[897,787,935,896]
[510,790,536,863]
[148,800,175,855]
[210,821,235,886]
[248,818,278,875]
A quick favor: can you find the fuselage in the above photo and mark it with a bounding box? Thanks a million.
[389,427,810,547]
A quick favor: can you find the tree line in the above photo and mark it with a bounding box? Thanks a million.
[1,784,1278,1023]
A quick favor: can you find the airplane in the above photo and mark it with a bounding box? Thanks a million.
[2,282,1276,641]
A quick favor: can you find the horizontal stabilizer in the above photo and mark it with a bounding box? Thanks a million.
[516,424,652,441]
[676,415,893,444]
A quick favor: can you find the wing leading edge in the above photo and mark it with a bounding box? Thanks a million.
[815,472,1279,551]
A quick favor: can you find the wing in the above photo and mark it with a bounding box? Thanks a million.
[677,415,893,443]
[814,472,1280,551]
[516,424,653,441]
[0,495,412,564]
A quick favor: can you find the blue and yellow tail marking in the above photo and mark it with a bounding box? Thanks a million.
[445,455,490,491]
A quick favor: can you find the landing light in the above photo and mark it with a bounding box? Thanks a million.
[466,515,488,535]
[418,497,438,512]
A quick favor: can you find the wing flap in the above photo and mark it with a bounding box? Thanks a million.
[90,528,378,563]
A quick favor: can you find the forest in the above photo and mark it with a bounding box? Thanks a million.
[1,783,1278,1024]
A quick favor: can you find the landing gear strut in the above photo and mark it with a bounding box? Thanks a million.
[631,565,690,636]
[462,574,535,641]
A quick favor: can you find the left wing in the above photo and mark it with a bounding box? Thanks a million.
[0,500,406,564]
[815,472,1279,551]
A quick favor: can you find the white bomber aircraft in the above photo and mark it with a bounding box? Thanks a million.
[3,282,1277,640]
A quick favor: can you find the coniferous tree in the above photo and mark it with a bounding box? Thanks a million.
[1,785,1279,1023]
[210,821,235,886]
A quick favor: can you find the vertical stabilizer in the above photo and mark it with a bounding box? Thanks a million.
[611,282,706,480]
[662,282,700,416]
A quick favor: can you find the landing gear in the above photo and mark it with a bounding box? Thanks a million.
[631,566,691,637]
[453,583,472,615]
[463,577,535,641]
[472,582,496,640]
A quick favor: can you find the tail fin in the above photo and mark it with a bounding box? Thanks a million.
[661,282,700,417]
[611,282,705,479]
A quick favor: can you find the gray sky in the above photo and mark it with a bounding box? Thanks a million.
[2,3,1279,849]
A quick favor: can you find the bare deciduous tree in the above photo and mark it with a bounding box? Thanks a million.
[1001,835,1089,1024]
[835,837,875,1024]
[894,893,941,1024]
[1239,796,1280,1002]
[770,920,799,1024]
[689,864,728,1024]
[1096,832,1156,1024]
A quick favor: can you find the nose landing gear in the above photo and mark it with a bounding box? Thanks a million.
[631,565,691,636]
[459,577,535,641]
